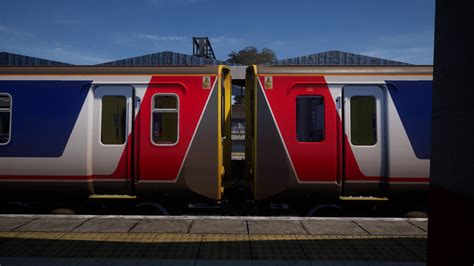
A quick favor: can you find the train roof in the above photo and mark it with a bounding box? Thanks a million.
[254,65,433,75]
[0,65,223,75]
[0,65,433,76]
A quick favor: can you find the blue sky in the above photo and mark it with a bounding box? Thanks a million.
[0,0,435,65]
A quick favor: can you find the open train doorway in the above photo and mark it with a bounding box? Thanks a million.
[223,66,250,210]
[229,66,246,183]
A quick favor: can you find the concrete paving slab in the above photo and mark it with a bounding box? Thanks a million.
[250,235,306,261]
[354,221,426,236]
[141,259,196,266]
[366,263,425,266]
[0,231,24,245]
[254,261,310,266]
[195,260,254,265]
[138,259,196,266]
[15,218,87,232]
[409,221,428,232]
[247,220,306,235]
[0,217,35,232]
[308,261,371,266]
[83,233,156,259]
[80,258,196,265]
[297,235,362,261]
[348,238,419,262]
[199,234,251,260]
[190,219,247,234]
[35,232,110,258]
[302,220,368,235]
[143,234,202,260]
[88,235,152,259]
[312,262,372,266]
[392,237,427,261]
[131,219,191,233]
[0,257,83,266]
[73,218,139,233]
[0,232,65,257]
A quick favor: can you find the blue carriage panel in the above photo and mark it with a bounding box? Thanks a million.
[0,80,91,157]
[386,80,432,160]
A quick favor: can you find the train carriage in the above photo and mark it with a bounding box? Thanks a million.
[0,66,232,203]
[245,65,432,206]
[0,63,434,213]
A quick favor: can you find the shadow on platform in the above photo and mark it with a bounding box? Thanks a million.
[0,233,426,265]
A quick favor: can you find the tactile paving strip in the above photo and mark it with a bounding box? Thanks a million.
[105,233,157,243]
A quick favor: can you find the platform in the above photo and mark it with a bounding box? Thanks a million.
[0,215,427,265]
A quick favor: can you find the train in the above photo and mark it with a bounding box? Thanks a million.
[245,65,432,211]
[0,66,232,207]
[0,65,432,214]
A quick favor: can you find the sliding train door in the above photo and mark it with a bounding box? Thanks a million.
[342,86,386,196]
[92,85,134,195]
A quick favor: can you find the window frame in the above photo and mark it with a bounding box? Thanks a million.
[295,95,325,143]
[0,93,12,146]
[99,95,128,146]
[151,93,179,146]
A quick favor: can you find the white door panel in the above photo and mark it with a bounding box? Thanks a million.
[92,86,133,177]
[343,86,386,195]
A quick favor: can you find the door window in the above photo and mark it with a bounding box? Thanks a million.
[350,96,377,145]
[101,96,127,145]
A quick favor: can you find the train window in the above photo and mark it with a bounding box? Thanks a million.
[152,94,178,145]
[351,96,377,145]
[296,96,325,142]
[0,94,12,145]
[101,96,127,145]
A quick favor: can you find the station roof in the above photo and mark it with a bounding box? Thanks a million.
[97,51,238,66]
[276,50,409,66]
[1,50,411,74]
[0,65,221,75]
[256,65,432,75]
[0,52,71,66]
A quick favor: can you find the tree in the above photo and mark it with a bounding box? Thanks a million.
[227,46,277,65]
